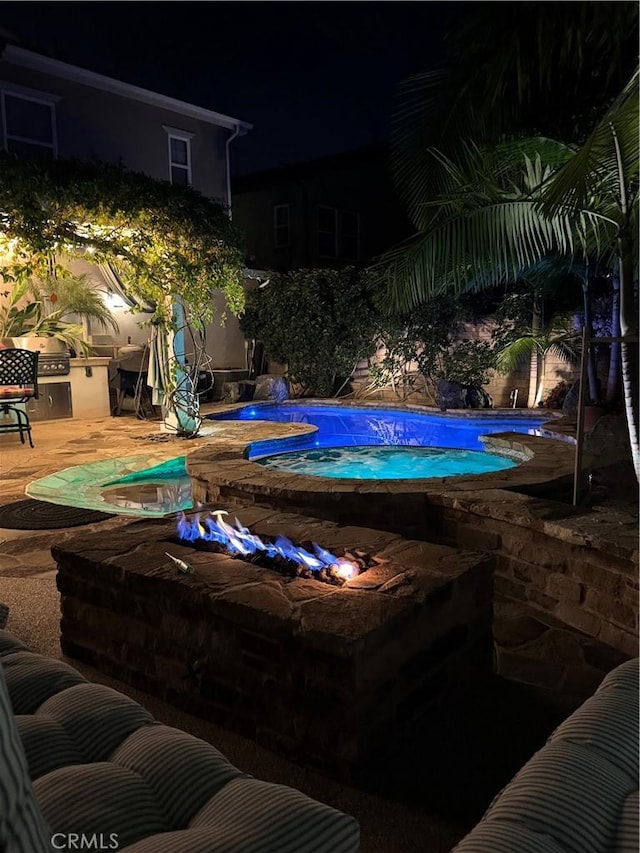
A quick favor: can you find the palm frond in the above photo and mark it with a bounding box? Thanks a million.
[376,196,608,312]
[496,336,540,373]
[541,68,640,220]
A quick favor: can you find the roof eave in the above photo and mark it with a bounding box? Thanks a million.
[1,44,253,133]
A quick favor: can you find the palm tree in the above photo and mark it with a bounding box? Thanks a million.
[391,3,638,231]
[541,71,639,475]
[496,317,581,407]
[376,70,639,478]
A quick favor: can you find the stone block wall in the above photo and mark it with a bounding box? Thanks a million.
[195,480,637,659]
[53,511,493,781]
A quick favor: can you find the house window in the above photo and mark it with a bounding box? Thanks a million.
[317,206,360,260]
[274,204,291,248]
[317,205,337,258]
[1,91,56,159]
[340,210,360,260]
[163,126,193,186]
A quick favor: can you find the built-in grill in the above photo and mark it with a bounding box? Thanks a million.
[37,353,71,376]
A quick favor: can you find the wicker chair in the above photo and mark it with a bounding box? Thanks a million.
[0,348,40,447]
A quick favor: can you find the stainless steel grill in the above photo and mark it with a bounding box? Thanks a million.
[37,353,71,376]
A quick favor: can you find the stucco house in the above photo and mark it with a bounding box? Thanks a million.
[0,42,253,420]
[232,144,412,273]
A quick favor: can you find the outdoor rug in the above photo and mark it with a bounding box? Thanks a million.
[0,499,114,530]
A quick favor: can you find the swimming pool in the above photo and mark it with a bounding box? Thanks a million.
[209,403,550,480]
[211,403,548,451]
[254,445,518,479]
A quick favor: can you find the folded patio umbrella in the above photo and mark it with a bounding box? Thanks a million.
[148,324,171,409]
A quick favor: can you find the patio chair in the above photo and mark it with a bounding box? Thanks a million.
[0,348,40,448]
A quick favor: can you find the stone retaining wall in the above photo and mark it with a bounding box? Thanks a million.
[187,433,638,659]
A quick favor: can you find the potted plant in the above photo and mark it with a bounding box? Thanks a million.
[0,273,118,356]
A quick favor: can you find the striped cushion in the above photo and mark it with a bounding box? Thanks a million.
[549,688,639,782]
[2,651,87,713]
[451,819,567,852]
[189,776,361,853]
[613,792,639,853]
[596,658,638,694]
[33,762,169,850]
[0,628,28,656]
[16,715,84,780]
[37,682,155,762]
[483,739,636,853]
[0,661,51,853]
[0,632,360,853]
[111,724,244,828]
[0,602,8,630]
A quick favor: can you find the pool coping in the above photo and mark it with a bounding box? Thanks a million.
[187,429,578,497]
[26,402,574,518]
[188,410,639,565]
[196,400,574,495]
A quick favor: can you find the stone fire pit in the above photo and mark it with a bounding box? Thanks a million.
[52,506,492,779]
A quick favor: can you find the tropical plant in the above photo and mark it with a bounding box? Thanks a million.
[495,316,581,406]
[377,70,639,478]
[240,268,380,397]
[390,2,638,230]
[364,290,501,403]
[541,70,639,474]
[0,270,119,355]
[542,379,570,410]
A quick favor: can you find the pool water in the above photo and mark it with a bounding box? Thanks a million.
[212,403,548,453]
[211,403,549,478]
[255,445,517,479]
[100,457,192,513]
[27,405,548,514]
[26,455,194,518]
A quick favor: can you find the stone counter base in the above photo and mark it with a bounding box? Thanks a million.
[52,507,493,781]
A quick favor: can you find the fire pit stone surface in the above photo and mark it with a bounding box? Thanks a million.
[53,505,493,777]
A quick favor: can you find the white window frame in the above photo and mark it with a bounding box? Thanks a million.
[1,88,58,157]
[273,203,291,248]
[162,125,193,186]
[317,205,338,258]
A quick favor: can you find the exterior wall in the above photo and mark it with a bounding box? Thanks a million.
[0,49,252,379]
[0,60,230,201]
[232,146,413,271]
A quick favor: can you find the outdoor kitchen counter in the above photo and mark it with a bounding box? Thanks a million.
[37,357,111,420]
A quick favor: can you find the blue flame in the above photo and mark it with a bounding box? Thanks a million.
[176,510,354,575]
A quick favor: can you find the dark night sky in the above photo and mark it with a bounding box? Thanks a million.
[0,1,463,174]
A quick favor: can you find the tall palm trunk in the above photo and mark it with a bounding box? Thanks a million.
[613,110,639,481]
[527,296,543,407]
[582,264,600,404]
[618,233,639,481]
[605,264,621,405]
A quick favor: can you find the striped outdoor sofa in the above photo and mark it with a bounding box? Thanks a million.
[0,628,360,853]
[452,657,639,853]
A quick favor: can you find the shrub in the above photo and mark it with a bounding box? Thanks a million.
[240,268,380,397]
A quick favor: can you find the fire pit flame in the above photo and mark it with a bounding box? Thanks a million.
[176,511,360,582]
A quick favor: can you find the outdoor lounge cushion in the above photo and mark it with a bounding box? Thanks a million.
[452,657,639,853]
[0,628,360,852]
[0,648,50,853]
